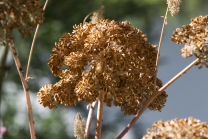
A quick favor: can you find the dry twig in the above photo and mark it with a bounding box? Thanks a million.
[95,91,104,139]
[154,7,168,94]
[116,58,199,139]
[84,100,98,139]
[25,0,50,80]
[9,40,36,139]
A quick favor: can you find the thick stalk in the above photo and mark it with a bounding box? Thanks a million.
[0,46,8,101]
[84,100,98,139]
[116,58,199,139]
[0,46,9,134]
[9,41,36,139]
[95,91,104,139]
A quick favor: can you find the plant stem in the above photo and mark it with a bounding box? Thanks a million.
[9,41,36,139]
[95,91,104,139]
[25,0,49,80]
[116,58,199,139]
[0,46,8,102]
[84,100,98,139]
[0,46,9,132]
[154,7,168,94]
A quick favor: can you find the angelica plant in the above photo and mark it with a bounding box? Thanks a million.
[1,0,208,139]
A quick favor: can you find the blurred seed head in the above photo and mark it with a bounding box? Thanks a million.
[74,113,85,139]
[167,0,182,16]
[172,15,208,68]
[142,117,208,139]
[0,0,44,44]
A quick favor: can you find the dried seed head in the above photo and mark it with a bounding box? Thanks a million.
[172,15,208,68]
[167,0,182,16]
[0,0,44,42]
[74,113,85,139]
[37,85,57,109]
[142,117,208,139]
[38,19,167,115]
[90,5,104,23]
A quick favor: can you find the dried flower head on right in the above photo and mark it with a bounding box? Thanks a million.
[172,15,208,68]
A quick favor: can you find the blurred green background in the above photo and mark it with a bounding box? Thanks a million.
[0,0,208,139]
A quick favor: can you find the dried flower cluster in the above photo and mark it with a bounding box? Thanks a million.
[74,113,85,139]
[142,117,208,139]
[172,15,208,68]
[37,19,167,115]
[167,0,181,16]
[0,0,44,42]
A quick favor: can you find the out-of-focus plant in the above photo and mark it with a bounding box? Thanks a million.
[0,0,46,139]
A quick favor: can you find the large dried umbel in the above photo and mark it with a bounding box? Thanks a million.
[0,0,44,42]
[37,19,168,115]
[142,117,208,139]
[172,15,208,68]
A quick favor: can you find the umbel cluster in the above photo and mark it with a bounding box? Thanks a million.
[0,0,44,40]
[172,15,208,68]
[143,117,208,139]
[37,19,168,115]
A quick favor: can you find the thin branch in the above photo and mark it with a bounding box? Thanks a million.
[95,91,104,139]
[9,40,36,139]
[0,46,9,133]
[154,7,169,95]
[84,100,98,139]
[116,58,199,139]
[0,46,9,101]
[25,0,49,80]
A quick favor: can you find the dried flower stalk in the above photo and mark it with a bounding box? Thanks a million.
[26,0,49,80]
[117,58,199,139]
[95,91,104,139]
[154,7,168,97]
[84,100,98,139]
[0,1,46,139]
[9,40,36,139]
